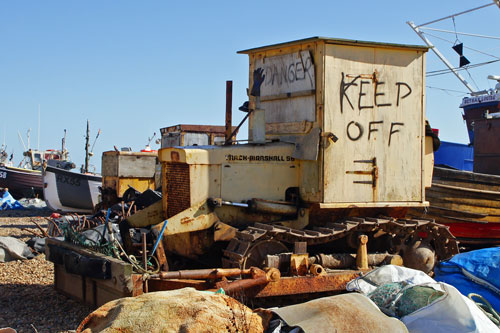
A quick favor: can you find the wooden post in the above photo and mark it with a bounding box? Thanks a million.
[356,235,369,270]
[225,81,233,145]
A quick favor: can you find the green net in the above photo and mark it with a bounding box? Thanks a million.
[368,282,445,318]
[368,282,406,316]
[396,286,445,317]
[61,223,118,258]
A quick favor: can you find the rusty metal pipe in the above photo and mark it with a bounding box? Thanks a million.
[308,253,403,269]
[221,200,249,208]
[267,253,403,270]
[225,81,233,145]
[248,198,298,216]
[214,267,270,294]
[151,268,252,280]
[142,232,149,293]
[226,111,252,145]
[310,264,325,276]
[217,275,269,295]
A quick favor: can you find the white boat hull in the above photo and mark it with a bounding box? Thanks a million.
[43,166,102,213]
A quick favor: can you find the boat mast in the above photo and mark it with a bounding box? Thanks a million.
[37,104,40,151]
[62,129,67,160]
[408,21,476,94]
[27,129,31,151]
[84,120,90,174]
[408,2,499,95]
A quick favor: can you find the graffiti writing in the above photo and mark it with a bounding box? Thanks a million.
[346,121,363,141]
[339,73,412,113]
[255,51,316,97]
[345,120,405,146]
[339,72,412,146]
[264,56,314,88]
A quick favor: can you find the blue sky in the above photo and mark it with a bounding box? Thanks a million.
[1,1,499,171]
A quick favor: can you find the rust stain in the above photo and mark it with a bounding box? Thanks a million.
[170,151,180,162]
[180,217,194,224]
[346,170,372,175]
[249,271,361,298]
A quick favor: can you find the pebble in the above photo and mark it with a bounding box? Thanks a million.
[0,216,92,332]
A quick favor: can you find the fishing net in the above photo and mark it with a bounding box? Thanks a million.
[61,222,118,258]
[396,286,445,317]
[368,282,445,318]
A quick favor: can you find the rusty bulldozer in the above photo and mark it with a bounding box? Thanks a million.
[123,37,458,300]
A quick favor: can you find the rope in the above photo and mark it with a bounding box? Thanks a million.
[61,220,160,275]
[61,222,117,257]
[112,237,160,275]
[468,293,500,327]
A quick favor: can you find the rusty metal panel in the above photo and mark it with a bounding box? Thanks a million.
[247,271,360,297]
[154,201,219,236]
[183,133,210,146]
[160,124,229,135]
[162,133,182,148]
[474,118,500,175]
[165,163,190,217]
[323,44,425,204]
[148,270,361,298]
[160,125,237,149]
[102,151,157,178]
[148,279,211,292]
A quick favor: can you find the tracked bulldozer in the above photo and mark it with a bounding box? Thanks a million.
[131,37,458,286]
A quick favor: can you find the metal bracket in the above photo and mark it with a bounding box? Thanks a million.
[346,157,378,188]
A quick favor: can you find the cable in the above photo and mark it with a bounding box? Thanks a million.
[426,85,469,96]
[465,69,481,92]
[112,237,160,274]
[423,31,500,60]
[426,59,500,77]
[468,293,500,327]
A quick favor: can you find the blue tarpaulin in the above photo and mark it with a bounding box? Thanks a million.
[0,190,24,210]
[434,247,500,312]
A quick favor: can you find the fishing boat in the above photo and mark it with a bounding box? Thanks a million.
[43,165,102,213]
[43,121,102,213]
[407,3,500,246]
[409,89,500,247]
[408,166,500,246]
[408,87,500,247]
[0,147,72,199]
[0,165,43,199]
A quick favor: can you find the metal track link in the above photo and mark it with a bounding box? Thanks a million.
[222,217,459,269]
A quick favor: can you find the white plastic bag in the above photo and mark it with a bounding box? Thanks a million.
[402,283,498,333]
[347,265,500,333]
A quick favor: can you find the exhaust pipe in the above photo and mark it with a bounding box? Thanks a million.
[225,81,232,145]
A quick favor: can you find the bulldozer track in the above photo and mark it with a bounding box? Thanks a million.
[222,217,459,269]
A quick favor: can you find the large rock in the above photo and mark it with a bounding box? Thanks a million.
[77,288,268,333]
